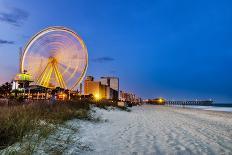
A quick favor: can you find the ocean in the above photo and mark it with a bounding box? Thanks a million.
[180,103,232,112]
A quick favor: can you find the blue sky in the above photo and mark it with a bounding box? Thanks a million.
[0,0,231,102]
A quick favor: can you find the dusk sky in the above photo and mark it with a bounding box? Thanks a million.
[0,0,231,102]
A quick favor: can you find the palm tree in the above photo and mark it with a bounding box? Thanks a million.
[0,82,12,97]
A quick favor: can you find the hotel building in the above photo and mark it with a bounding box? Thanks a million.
[84,76,119,100]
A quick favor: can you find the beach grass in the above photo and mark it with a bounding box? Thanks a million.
[0,100,91,150]
[0,98,130,154]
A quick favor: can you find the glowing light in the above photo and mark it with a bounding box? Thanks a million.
[158,98,164,104]
[14,73,32,81]
[94,93,101,100]
[57,93,67,100]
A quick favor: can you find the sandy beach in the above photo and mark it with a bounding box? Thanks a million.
[68,105,232,155]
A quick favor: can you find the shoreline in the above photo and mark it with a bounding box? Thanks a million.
[164,104,232,113]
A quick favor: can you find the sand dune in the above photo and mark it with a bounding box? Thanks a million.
[69,105,232,155]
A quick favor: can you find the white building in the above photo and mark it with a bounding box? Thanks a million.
[100,77,119,91]
[100,77,119,100]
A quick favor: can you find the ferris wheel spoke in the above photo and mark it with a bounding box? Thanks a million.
[58,62,80,76]
[57,63,79,85]
[58,58,86,70]
[58,63,73,77]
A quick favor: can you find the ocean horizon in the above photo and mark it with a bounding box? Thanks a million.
[175,103,232,112]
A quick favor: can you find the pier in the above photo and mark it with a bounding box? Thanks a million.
[165,100,213,106]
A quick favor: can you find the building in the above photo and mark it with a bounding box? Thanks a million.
[84,76,105,99]
[100,77,119,100]
[119,91,142,105]
[100,77,119,91]
[84,76,109,100]
[12,73,33,90]
[84,76,119,100]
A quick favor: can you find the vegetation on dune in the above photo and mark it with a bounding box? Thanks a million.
[0,98,130,153]
[0,100,91,151]
[92,99,131,111]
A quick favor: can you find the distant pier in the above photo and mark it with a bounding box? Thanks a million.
[145,98,213,106]
[165,100,213,106]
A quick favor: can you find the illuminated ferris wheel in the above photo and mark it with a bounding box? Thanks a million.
[21,26,88,90]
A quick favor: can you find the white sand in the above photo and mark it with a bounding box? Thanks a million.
[3,105,231,154]
[68,105,232,155]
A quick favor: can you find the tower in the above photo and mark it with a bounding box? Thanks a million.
[19,47,23,73]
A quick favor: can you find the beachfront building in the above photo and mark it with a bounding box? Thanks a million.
[84,76,106,99]
[100,77,119,91]
[119,91,142,104]
[84,76,119,100]
[100,77,119,100]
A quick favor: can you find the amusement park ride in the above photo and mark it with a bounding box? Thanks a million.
[12,26,88,99]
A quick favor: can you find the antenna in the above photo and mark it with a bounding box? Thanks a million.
[19,47,23,73]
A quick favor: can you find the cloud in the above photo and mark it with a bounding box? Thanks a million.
[0,39,14,45]
[0,7,29,26]
[92,57,115,63]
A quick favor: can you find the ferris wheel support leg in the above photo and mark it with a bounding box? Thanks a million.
[54,67,62,88]
[53,62,67,89]
[43,65,53,87]
[36,62,51,86]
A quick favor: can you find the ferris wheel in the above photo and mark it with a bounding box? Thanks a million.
[21,26,88,90]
